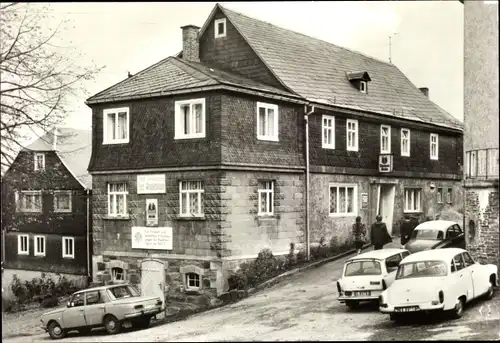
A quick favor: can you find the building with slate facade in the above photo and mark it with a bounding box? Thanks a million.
[86,4,464,297]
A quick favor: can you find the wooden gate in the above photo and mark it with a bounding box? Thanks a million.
[140,259,166,310]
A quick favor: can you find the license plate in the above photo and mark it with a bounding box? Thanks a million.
[353,291,371,296]
[395,306,420,312]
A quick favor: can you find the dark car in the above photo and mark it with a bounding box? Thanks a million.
[404,220,465,253]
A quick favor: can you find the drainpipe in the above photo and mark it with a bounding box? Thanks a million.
[86,189,91,284]
[304,104,315,261]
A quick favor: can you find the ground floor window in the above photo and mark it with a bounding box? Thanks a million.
[34,235,46,256]
[111,267,125,282]
[258,180,274,215]
[329,183,357,216]
[17,234,29,255]
[404,188,421,212]
[62,236,74,258]
[185,272,201,290]
[179,180,204,217]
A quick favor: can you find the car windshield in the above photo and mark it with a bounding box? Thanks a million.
[107,285,139,300]
[344,260,382,276]
[396,260,447,279]
[411,229,443,240]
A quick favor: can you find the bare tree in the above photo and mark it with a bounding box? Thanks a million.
[0,2,103,172]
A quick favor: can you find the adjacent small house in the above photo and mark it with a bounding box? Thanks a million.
[85,4,464,303]
[1,128,92,298]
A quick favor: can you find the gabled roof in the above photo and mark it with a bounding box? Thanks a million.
[25,128,92,189]
[86,57,300,104]
[216,4,463,131]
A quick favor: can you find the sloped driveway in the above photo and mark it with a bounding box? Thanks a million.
[3,243,500,342]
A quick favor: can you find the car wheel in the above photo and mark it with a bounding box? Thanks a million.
[485,281,495,300]
[451,297,465,319]
[346,300,359,309]
[48,321,66,340]
[104,315,122,335]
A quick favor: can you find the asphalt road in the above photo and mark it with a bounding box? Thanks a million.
[3,245,500,342]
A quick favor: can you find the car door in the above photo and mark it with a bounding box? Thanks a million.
[62,292,87,329]
[454,225,466,249]
[462,252,485,298]
[84,290,107,327]
[452,253,472,302]
[384,254,402,287]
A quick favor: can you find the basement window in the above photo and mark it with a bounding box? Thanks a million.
[186,273,201,290]
[214,18,226,38]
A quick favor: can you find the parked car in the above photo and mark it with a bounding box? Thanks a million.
[379,248,497,321]
[40,284,163,339]
[404,220,465,253]
[336,248,410,309]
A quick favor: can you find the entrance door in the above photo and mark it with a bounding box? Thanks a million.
[140,259,166,310]
[378,184,396,236]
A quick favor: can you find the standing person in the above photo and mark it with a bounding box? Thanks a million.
[400,214,414,247]
[370,215,392,250]
[352,216,367,255]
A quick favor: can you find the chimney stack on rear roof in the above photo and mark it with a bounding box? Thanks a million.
[419,87,429,98]
[181,25,200,63]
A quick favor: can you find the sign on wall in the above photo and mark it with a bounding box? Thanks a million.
[131,227,172,250]
[146,199,158,226]
[137,174,166,194]
[361,193,368,210]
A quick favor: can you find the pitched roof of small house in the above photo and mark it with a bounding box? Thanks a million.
[213,5,462,130]
[25,128,92,189]
[86,56,301,104]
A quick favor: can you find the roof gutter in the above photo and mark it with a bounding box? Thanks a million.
[85,84,306,107]
[86,189,91,284]
[307,101,463,134]
[304,104,315,261]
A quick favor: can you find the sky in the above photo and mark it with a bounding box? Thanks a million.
[40,1,464,132]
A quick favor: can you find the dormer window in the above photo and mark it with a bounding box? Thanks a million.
[347,71,371,93]
[34,153,45,171]
[360,81,367,93]
[214,18,226,38]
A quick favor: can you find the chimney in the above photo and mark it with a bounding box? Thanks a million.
[419,87,429,98]
[181,25,200,62]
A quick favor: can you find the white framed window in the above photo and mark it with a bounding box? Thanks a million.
[17,190,42,213]
[62,236,74,258]
[329,183,357,216]
[322,115,335,149]
[258,181,274,216]
[400,128,410,157]
[359,81,367,93]
[404,188,422,213]
[103,107,129,144]
[34,235,46,257]
[488,149,499,177]
[186,272,201,290]
[256,102,279,141]
[477,150,487,176]
[430,133,439,160]
[446,188,452,204]
[179,181,204,217]
[346,119,358,151]
[108,183,128,217]
[174,98,206,139]
[437,188,443,204]
[380,125,391,153]
[469,151,477,177]
[214,18,226,38]
[53,190,72,213]
[34,153,45,171]
[17,234,29,255]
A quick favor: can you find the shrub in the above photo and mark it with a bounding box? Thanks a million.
[284,242,297,270]
[296,249,307,264]
[10,274,29,305]
[228,272,247,291]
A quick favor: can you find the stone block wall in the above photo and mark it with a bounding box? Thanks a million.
[465,186,499,268]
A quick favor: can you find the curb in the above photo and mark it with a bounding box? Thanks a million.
[247,243,373,295]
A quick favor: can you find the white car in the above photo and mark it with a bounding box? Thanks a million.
[379,248,497,321]
[337,248,410,309]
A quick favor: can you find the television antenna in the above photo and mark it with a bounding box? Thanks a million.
[389,33,399,63]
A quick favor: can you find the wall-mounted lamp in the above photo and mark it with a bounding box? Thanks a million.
[430,182,436,190]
